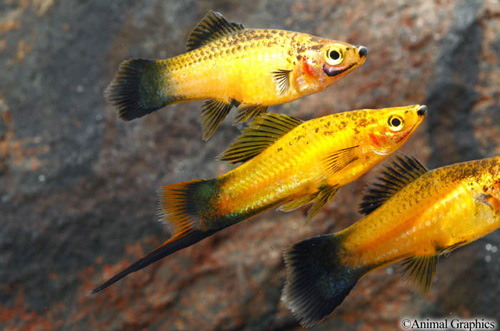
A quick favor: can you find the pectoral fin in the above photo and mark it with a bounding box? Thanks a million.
[400,255,437,295]
[272,69,292,95]
[200,100,233,140]
[476,193,500,211]
[322,146,359,178]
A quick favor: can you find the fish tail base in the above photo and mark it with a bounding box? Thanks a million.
[105,59,177,120]
[282,234,365,327]
[90,179,219,295]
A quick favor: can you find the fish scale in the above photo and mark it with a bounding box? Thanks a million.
[90,105,426,296]
[105,10,367,139]
[283,155,500,327]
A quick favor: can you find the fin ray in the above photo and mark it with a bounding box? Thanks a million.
[282,234,365,327]
[186,11,244,52]
[201,100,232,140]
[234,105,268,124]
[279,193,319,213]
[359,154,428,215]
[305,186,339,224]
[90,179,219,294]
[218,113,303,164]
[272,69,292,95]
[400,255,437,295]
[105,59,176,120]
[322,146,359,178]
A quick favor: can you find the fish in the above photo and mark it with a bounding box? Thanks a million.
[282,154,500,327]
[105,10,368,140]
[89,105,426,295]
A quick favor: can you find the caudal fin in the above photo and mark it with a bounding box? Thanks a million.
[282,234,365,327]
[105,59,177,120]
[90,178,219,295]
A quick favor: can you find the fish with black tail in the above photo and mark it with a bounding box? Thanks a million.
[89,105,425,295]
[105,10,367,140]
[282,154,500,327]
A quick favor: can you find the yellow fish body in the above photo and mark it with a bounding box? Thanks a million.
[283,155,500,327]
[90,105,426,294]
[105,11,367,139]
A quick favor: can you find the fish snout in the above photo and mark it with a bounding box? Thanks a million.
[417,105,427,117]
[357,46,368,58]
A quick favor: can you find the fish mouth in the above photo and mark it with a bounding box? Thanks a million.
[322,63,356,77]
[396,106,427,143]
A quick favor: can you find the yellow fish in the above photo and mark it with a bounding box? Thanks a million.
[283,155,500,327]
[89,105,426,295]
[105,10,367,139]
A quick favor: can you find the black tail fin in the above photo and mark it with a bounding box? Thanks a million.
[105,59,176,120]
[89,178,219,295]
[282,234,365,327]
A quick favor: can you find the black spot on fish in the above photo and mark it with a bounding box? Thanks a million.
[278,147,283,152]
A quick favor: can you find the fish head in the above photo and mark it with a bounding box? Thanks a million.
[295,40,367,92]
[476,157,500,212]
[360,104,427,155]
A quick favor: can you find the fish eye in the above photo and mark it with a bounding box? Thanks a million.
[387,115,405,132]
[324,47,344,66]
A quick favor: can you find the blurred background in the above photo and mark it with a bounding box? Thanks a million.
[1,0,500,329]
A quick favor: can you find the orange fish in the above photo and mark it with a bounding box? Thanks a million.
[90,105,426,295]
[105,10,367,139]
[283,155,500,327]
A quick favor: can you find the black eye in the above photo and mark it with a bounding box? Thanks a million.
[324,48,344,65]
[388,115,404,131]
[328,50,340,60]
[391,117,401,127]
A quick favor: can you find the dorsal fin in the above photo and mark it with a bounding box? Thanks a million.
[359,154,428,215]
[186,11,245,52]
[218,113,303,164]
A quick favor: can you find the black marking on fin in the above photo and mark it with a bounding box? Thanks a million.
[201,100,233,140]
[272,69,292,95]
[282,234,365,327]
[305,185,339,224]
[105,59,175,120]
[400,255,437,295]
[218,113,303,164]
[359,154,428,215]
[323,146,359,177]
[234,105,268,124]
[186,11,245,52]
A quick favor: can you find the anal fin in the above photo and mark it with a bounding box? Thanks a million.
[201,100,232,140]
[400,255,437,295]
[234,105,268,124]
[279,192,319,213]
[305,186,339,224]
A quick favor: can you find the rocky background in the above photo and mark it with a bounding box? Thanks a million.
[1,0,500,329]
